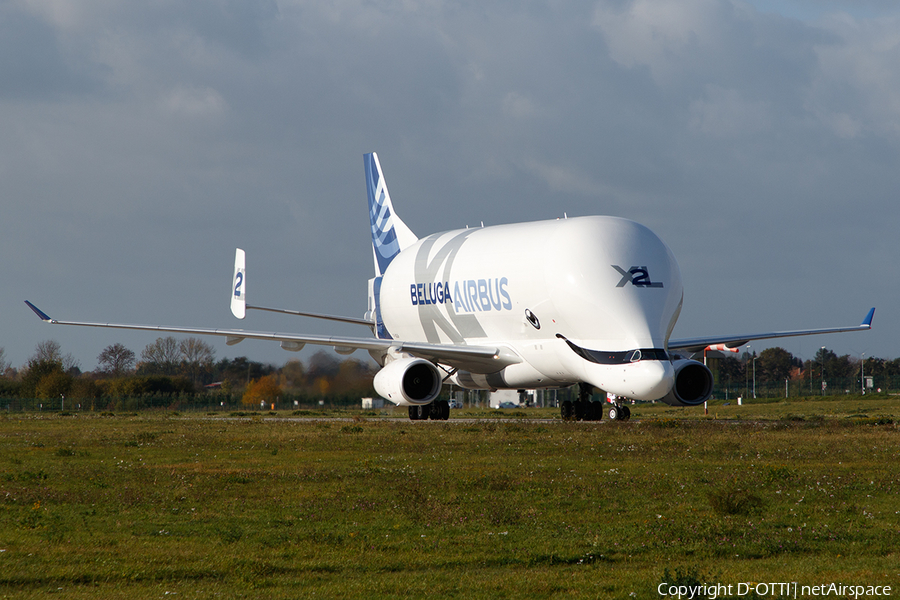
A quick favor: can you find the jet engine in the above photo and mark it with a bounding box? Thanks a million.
[373,357,442,406]
[657,358,713,406]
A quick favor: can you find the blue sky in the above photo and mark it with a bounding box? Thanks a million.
[3,0,899,372]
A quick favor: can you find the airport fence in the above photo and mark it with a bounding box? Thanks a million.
[0,392,384,414]
[1,376,892,414]
[713,376,891,401]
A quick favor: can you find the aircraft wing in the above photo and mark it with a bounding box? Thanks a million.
[24,301,521,374]
[668,308,875,354]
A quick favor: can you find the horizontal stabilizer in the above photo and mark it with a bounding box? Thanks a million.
[230,248,371,327]
[246,305,372,327]
[231,248,246,319]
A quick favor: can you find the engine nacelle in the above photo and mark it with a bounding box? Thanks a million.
[373,357,442,406]
[657,358,713,406]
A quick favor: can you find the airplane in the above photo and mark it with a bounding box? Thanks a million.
[26,152,875,422]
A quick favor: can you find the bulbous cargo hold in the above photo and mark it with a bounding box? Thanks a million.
[378,215,684,401]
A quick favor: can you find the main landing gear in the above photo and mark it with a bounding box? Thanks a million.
[408,400,450,421]
[560,383,631,422]
[560,383,603,421]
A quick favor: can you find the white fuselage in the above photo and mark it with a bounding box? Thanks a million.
[378,216,683,400]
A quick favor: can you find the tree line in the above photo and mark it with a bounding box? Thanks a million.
[0,337,376,411]
[1,338,896,410]
[712,346,897,396]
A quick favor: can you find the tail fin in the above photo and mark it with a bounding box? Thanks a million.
[231,248,246,319]
[365,152,417,277]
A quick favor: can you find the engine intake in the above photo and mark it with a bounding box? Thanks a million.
[658,358,713,406]
[374,357,442,406]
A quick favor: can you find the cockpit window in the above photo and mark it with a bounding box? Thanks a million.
[557,335,669,365]
[639,349,669,361]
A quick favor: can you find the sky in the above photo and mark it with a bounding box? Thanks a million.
[3,0,900,373]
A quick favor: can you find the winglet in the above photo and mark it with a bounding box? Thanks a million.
[231,248,246,319]
[25,301,53,322]
[862,307,875,328]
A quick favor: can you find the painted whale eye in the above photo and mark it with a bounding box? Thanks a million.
[525,309,540,330]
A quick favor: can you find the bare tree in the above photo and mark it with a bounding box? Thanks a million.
[179,337,216,385]
[31,340,80,374]
[0,347,10,376]
[33,340,63,363]
[97,343,136,378]
[140,337,180,375]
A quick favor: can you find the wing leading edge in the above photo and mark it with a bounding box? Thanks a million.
[668,308,875,353]
[24,301,520,374]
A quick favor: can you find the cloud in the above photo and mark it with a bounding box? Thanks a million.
[689,85,773,137]
[593,0,728,86]
[160,86,228,118]
[811,13,900,138]
[3,0,900,371]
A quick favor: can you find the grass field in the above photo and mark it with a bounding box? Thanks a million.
[1,397,898,599]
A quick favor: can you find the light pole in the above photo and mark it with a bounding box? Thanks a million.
[861,353,866,396]
[745,345,750,400]
[752,354,758,399]
[820,346,826,396]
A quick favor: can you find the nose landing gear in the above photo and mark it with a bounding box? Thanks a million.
[606,403,631,422]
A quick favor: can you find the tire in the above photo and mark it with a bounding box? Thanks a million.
[574,401,588,421]
[561,400,574,420]
[607,405,619,421]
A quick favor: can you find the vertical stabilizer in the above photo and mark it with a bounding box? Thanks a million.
[365,152,417,277]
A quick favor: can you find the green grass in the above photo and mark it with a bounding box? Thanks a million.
[1,402,898,598]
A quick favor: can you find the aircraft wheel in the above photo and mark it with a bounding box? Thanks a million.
[588,402,602,421]
[607,405,619,421]
[438,400,450,420]
[574,400,589,421]
[408,406,420,421]
[561,400,574,420]
[622,405,631,421]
